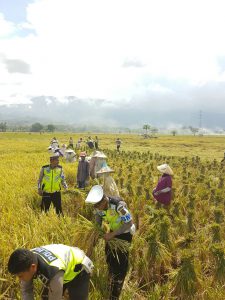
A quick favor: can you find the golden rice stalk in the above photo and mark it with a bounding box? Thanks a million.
[73,214,104,256]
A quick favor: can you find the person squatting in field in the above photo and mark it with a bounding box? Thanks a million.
[37,153,68,215]
[85,185,135,300]
[152,163,173,206]
[8,244,93,300]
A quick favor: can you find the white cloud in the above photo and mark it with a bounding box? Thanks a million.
[0,13,16,37]
[1,0,225,105]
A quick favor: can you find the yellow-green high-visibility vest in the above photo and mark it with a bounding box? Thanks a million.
[32,244,85,283]
[101,198,124,231]
[41,165,63,193]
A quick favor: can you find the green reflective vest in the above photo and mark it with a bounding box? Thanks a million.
[98,197,132,231]
[32,244,85,283]
[103,208,123,231]
[99,198,123,231]
[41,165,63,193]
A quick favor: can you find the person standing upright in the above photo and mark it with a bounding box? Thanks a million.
[94,136,99,150]
[115,138,122,152]
[77,152,90,189]
[76,137,83,150]
[221,152,225,166]
[68,137,74,149]
[38,153,68,215]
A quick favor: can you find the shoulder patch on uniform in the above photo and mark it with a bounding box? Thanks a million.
[42,165,49,168]
[32,247,58,263]
[109,197,121,206]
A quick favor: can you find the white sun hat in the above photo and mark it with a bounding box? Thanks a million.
[49,152,60,158]
[85,185,104,204]
[96,162,114,174]
[65,149,75,153]
[93,151,107,158]
[157,163,173,175]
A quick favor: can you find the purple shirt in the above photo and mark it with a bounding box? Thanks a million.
[153,174,172,205]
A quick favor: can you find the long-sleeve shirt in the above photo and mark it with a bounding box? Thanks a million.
[153,174,172,205]
[77,160,89,182]
[103,175,120,197]
[37,165,68,191]
[21,270,64,300]
[20,245,92,300]
[95,197,133,236]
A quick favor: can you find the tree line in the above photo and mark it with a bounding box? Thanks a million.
[0,122,56,132]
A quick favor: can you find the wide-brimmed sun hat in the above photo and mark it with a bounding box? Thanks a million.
[85,185,104,204]
[157,163,173,175]
[49,152,60,159]
[93,151,107,158]
[96,163,114,174]
[65,149,75,153]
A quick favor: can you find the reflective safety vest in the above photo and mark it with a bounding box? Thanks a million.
[99,197,131,231]
[32,244,85,283]
[41,165,63,193]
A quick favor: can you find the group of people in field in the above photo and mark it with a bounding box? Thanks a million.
[7,135,174,300]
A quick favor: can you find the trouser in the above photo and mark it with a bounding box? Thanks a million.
[105,232,132,300]
[77,181,86,189]
[41,270,90,300]
[116,145,120,151]
[41,191,63,216]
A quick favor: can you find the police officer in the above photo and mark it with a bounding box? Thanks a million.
[8,244,93,300]
[85,185,135,300]
[38,153,68,215]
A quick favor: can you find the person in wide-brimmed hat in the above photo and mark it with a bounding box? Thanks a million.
[77,152,89,189]
[65,149,76,163]
[50,137,59,150]
[61,144,67,157]
[96,162,119,197]
[89,151,107,179]
[85,185,135,300]
[152,163,173,206]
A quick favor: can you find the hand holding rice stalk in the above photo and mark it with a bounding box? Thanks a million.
[74,215,130,257]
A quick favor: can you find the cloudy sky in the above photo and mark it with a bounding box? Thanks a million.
[1,0,225,127]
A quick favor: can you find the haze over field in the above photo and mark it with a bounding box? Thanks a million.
[1,0,225,128]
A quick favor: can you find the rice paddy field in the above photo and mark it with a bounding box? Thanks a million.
[1,132,225,299]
